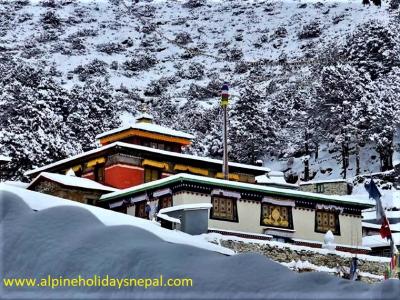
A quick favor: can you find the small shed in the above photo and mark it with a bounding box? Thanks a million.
[27,172,118,205]
[157,203,212,235]
[255,171,298,190]
[299,179,351,195]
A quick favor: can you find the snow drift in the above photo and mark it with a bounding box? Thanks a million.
[1,189,400,299]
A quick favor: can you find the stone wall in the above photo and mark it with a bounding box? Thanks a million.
[299,182,349,195]
[214,238,388,283]
[33,181,103,204]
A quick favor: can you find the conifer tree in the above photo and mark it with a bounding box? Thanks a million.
[368,68,400,171]
[229,85,276,164]
[316,64,369,178]
[66,80,118,151]
[0,64,77,179]
[344,20,399,81]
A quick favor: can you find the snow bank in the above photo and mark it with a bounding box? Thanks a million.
[1,188,400,299]
[0,184,232,255]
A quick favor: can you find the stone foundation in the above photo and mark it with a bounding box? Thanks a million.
[210,237,389,283]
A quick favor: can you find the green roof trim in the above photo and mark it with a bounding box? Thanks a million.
[100,174,375,209]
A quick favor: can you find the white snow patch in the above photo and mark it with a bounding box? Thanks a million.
[0,184,233,255]
[159,203,212,213]
[28,172,118,192]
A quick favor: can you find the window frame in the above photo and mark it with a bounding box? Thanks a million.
[94,164,105,183]
[314,209,341,236]
[135,201,148,219]
[210,196,239,223]
[158,194,173,210]
[260,203,294,230]
[144,167,161,183]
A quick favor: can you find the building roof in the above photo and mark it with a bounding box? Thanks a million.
[299,179,348,186]
[362,233,400,248]
[24,142,271,177]
[159,203,213,213]
[95,123,195,140]
[362,222,400,232]
[100,173,375,208]
[0,155,11,162]
[387,190,400,209]
[255,173,298,189]
[362,209,400,221]
[28,172,118,193]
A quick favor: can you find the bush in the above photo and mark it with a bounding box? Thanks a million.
[96,42,124,55]
[40,0,57,8]
[225,49,243,62]
[234,61,250,74]
[182,0,206,8]
[137,5,156,17]
[271,26,287,39]
[187,83,218,100]
[41,11,62,29]
[14,0,30,8]
[178,62,204,80]
[36,31,58,43]
[71,38,85,51]
[144,79,169,97]
[298,21,322,39]
[73,59,108,82]
[141,23,156,34]
[332,15,345,25]
[123,55,158,72]
[18,13,33,23]
[174,32,192,45]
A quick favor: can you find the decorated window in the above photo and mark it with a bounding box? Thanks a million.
[158,195,173,210]
[94,165,105,183]
[135,201,148,219]
[210,196,238,222]
[260,204,293,229]
[315,210,340,235]
[144,168,160,183]
[316,183,325,193]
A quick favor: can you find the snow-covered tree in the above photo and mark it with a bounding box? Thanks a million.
[65,80,118,151]
[368,68,400,171]
[0,64,78,179]
[229,85,277,164]
[316,63,370,178]
[268,75,321,181]
[344,20,399,81]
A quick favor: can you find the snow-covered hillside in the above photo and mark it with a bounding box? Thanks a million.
[0,0,399,181]
[1,0,389,98]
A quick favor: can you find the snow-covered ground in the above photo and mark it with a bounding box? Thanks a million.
[0,183,232,255]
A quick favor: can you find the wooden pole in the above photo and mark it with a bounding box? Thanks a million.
[221,83,229,180]
[223,105,229,180]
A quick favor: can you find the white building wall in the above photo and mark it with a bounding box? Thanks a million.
[172,191,362,246]
[292,208,362,245]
